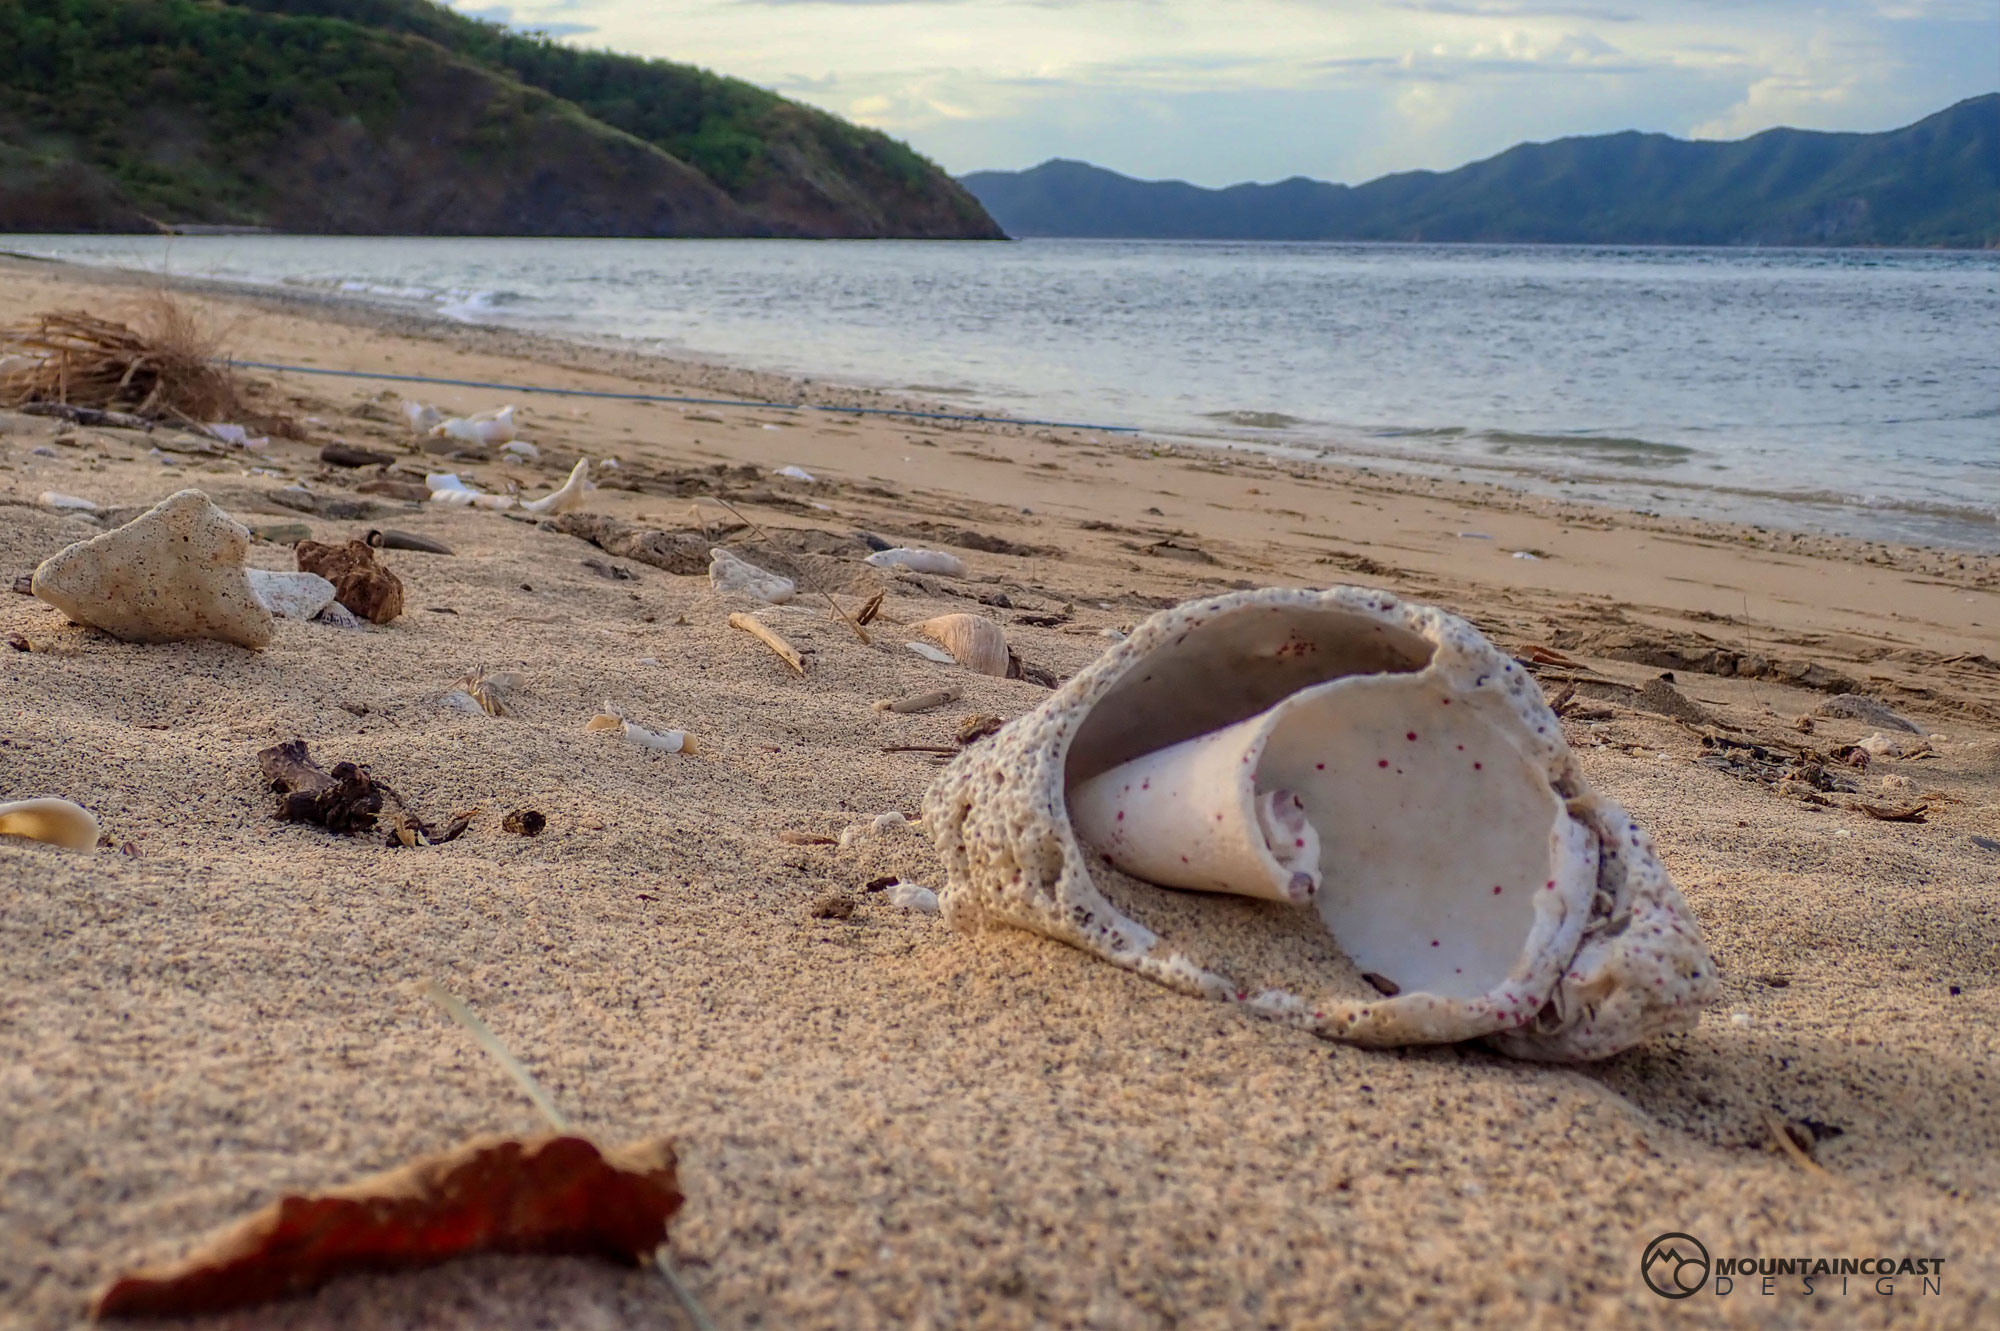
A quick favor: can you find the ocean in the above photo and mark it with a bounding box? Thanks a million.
[8,235,1996,550]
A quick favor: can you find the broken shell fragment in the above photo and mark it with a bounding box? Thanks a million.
[910,614,1010,677]
[922,587,1717,1061]
[246,569,338,621]
[31,489,276,648]
[865,547,967,576]
[520,459,592,516]
[0,798,99,851]
[709,548,795,604]
[588,708,695,754]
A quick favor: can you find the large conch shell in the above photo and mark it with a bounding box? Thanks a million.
[923,587,1716,1061]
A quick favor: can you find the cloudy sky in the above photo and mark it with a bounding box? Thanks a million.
[446,1,1999,185]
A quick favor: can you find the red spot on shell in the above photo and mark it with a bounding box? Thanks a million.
[1406,731,1418,741]
[1546,879,1556,890]
[1473,761,1483,770]
[1295,838,1305,848]
[1116,811,1124,821]
[1430,939,1440,947]
[1492,885,1503,894]
[1377,759,1389,768]
[1316,762,1325,770]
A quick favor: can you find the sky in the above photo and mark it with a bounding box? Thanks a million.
[445,1,2000,186]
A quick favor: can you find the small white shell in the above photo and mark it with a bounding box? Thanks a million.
[774,465,815,481]
[39,492,98,512]
[866,548,967,576]
[245,569,337,621]
[402,400,443,434]
[0,798,99,851]
[910,614,1010,677]
[709,548,796,604]
[905,642,955,665]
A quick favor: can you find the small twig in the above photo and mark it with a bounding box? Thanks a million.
[1758,1109,1829,1177]
[728,612,807,676]
[422,980,718,1331]
[883,744,959,755]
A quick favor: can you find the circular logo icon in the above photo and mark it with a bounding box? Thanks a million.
[1641,1232,1711,1299]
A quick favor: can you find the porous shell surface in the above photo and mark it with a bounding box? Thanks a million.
[921,586,1717,1061]
[31,490,276,649]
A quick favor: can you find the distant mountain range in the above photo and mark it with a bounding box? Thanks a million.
[0,0,1001,238]
[961,96,1999,248]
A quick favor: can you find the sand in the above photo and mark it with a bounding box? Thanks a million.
[1,255,1996,1330]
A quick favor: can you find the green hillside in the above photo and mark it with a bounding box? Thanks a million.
[0,0,1002,237]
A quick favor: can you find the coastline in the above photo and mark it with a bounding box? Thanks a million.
[3,256,1998,1329]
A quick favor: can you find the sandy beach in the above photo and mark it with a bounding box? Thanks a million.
[2,254,1996,1329]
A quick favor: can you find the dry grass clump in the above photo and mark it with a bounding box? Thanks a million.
[0,292,245,423]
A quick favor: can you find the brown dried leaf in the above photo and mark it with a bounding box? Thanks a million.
[93,1134,681,1319]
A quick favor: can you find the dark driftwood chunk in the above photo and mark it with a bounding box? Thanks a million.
[296,539,404,624]
[258,740,382,834]
[320,443,395,468]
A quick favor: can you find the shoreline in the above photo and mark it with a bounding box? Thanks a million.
[12,241,1996,554]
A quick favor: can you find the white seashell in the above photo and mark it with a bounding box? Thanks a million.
[884,882,940,913]
[427,472,473,492]
[245,569,337,621]
[402,400,444,434]
[588,709,692,753]
[774,465,815,481]
[709,548,795,604]
[39,491,98,512]
[0,797,99,851]
[905,641,955,665]
[910,614,1010,677]
[431,405,517,447]
[442,690,486,715]
[520,459,591,515]
[204,423,268,450]
[922,586,1717,1062]
[871,811,908,833]
[866,547,968,576]
[500,440,541,461]
[1859,732,1930,759]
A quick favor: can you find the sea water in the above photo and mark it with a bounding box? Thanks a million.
[9,235,1995,550]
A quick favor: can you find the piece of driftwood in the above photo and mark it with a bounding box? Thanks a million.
[728,612,806,676]
[257,740,471,847]
[18,402,153,430]
[545,512,709,575]
[365,529,453,555]
[320,443,395,468]
[872,686,961,715]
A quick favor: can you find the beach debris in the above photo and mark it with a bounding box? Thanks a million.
[356,477,434,502]
[0,304,244,422]
[0,797,100,851]
[884,882,941,914]
[320,443,395,469]
[587,708,696,753]
[431,405,518,448]
[91,1134,683,1320]
[780,829,839,846]
[910,613,1011,676]
[296,540,405,624]
[258,740,383,834]
[38,491,98,513]
[710,548,795,603]
[866,547,968,577]
[774,465,816,482]
[1850,801,1929,823]
[1511,551,1541,561]
[32,490,276,648]
[315,602,365,630]
[837,811,912,851]
[248,522,313,545]
[401,400,443,434]
[922,586,1717,1061]
[502,809,547,837]
[521,459,593,516]
[545,513,708,575]
[905,642,955,665]
[728,611,807,676]
[426,473,515,510]
[582,558,635,581]
[955,713,1004,744]
[366,529,454,555]
[203,422,269,451]
[458,668,522,717]
[873,686,963,714]
[808,891,856,920]
[7,633,28,651]
[855,591,884,626]
[501,440,541,461]
[1859,732,1933,760]
[245,569,338,621]
[1814,695,1922,734]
